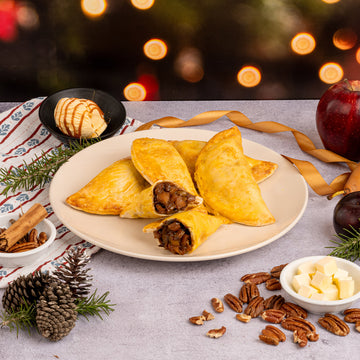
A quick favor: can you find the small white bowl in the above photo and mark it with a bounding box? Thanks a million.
[280,255,360,314]
[0,212,56,268]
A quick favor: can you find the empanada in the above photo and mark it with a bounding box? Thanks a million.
[66,158,148,215]
[171,139,277,183]
[143,209,229,254]
[194,127,275,226]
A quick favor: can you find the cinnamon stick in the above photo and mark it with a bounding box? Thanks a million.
[0,203,48,251]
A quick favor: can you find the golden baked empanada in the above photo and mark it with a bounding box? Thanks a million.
[194,127,275,226]
[66,158,148,215]
[171,139,277,183]
[143,209,229,254]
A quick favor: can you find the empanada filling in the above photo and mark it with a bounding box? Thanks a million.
[154,220,192,255]
[153,182,196,215]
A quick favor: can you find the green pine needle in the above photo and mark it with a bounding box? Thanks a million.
[0,302,36,336]
[327,226,360,262]
[0,139,99,197]
[75,290,115,321]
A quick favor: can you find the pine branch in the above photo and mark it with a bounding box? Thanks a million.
[0,302,36,336]
[327,226,360,262]
[75,290,115,320]
[0,139,98,197]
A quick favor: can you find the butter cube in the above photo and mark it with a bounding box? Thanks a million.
[298,285,319,298]
[338,278,355,299]
[322,284,339,301]
[315,256,338,276]
[297,261,316,276]
[310,271,332,292]
[292,273,311,292]
[333,268,349,285]
[310,292,327,301]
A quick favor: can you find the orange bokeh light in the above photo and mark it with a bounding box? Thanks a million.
[237,66,261,87]
[81,0,107,18]
[291,33,316,55]
[333,28,357,50]
[356,48,360,64]
[143,38,167,60]
[123,83,147,101]
[131,0,155,10]
[319,62,344,84]
[322,0,340,3]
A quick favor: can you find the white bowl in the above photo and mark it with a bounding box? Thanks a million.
[0,212,56,268]
[280,255,360,314]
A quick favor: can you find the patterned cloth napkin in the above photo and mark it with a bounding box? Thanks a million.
[0,97,142,287]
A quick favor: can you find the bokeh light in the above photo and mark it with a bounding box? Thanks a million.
[143,38,168,60]
[322,0,341,3]
[81,0,107,18]
[319,62,344,84]
[356,48,360,64]
[174,47,204,83]
[237,66,261,87]
[291,33,316,55]
[333,28,357,50]
[131,0,155,10]
[0,0,18,42]
[123,83,147,101]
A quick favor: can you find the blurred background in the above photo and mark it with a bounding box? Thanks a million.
[0,0,359,101]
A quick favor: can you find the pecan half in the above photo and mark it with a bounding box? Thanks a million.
[236,313,252,323]
[261,309,286,324]
[293,329,308,347]
[343,308,360,323]
[244,296,264,318]
[265,278,282,291]
[281,302,308,319]
[270,263,288,278]
[264,295,285,310]
[206,326,226,338]
[259,325,286,345]
[318,313,350,336]
[239,283,259,303]
[281,316,319,341]
[211,298,224,313]
[224,293,243,312]
[241,272,271,285]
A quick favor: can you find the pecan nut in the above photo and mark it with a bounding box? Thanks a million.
[236,313,252,323]
[189,315,205,325]
[281,316,319,341]
[318,313,350,336]
[244,296,264,318]
[264,295,285,310]
[211,297,224,313]
[261,309,286,324]
[202,310,215,321]
[241,272,271,285]
[343,308,360,323]
[239,283,259,303]
[265,278,282,291]
[259,325,286,345]
[270,263,288,278]
[224,293,243,313]
[206,326,226,338]
[281,302,308,319]
[293,329,308,347]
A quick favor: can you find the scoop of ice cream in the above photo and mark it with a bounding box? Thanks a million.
[54,97,107,138]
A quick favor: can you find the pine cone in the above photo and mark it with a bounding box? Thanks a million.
[36,281,77,341]
[2,271,53,312]
[54,248,93,299]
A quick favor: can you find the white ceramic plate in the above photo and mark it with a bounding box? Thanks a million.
[49,129,308,262]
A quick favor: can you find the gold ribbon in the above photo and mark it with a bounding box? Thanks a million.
[135,110,357,196]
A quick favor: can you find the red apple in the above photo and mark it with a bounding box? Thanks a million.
[316,79,360,161]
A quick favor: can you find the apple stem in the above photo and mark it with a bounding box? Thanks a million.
[344,78,354,91]
[327,190,345,200]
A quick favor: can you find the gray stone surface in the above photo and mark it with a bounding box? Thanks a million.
[0,99,358,360]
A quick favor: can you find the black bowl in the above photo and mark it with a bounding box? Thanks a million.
[39,88,126,144]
